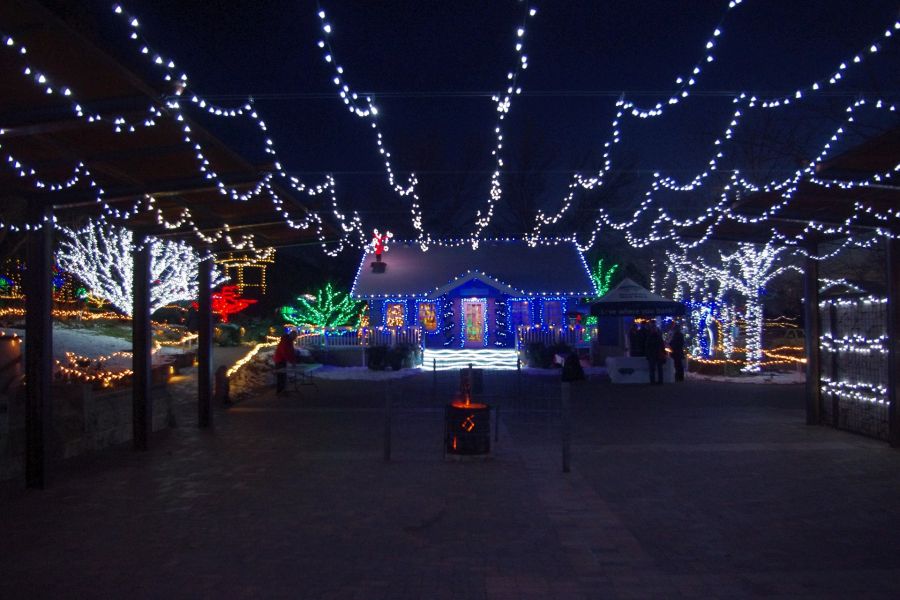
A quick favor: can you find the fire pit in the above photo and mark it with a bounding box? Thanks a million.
[445,397,491,456]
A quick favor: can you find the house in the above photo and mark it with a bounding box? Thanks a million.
[350,239,596,351]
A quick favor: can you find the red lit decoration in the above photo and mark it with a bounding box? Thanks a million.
[193,285,257,322]
[370,229,393,262]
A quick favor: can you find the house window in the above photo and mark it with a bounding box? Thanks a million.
[510,300,531,331]
[385,303,405,327]
[543,300,563,327]
[418,302,437,332]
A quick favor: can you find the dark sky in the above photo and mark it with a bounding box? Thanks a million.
[55,0,900,274]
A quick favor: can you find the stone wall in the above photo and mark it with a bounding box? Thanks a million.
[0,381,174,482]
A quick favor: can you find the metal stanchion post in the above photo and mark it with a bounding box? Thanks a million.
[384,382,392,462]
[561,381,571,473]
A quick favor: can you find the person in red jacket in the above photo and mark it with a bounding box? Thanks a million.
[273,329,298,393]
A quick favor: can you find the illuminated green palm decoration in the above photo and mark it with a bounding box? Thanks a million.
[591,258,619,298]
[280,283,360,330]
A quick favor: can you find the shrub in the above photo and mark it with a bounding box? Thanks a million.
[366,345,388,370]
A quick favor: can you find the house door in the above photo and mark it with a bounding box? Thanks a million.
[462,299,486,347]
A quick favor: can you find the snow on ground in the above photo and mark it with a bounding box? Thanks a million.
[686,370,806,385]
[226,350,419,400]
[5,326,183,365]
[314,365,421,381]
[524,366,609,377]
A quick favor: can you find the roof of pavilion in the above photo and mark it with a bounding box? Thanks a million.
[677,125,900,245]
[350,239,596,299]
[0,0,331,252]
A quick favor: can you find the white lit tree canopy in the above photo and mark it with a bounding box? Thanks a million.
[668,243,798,372]
[57,220,226,316]
[717,244,798,372]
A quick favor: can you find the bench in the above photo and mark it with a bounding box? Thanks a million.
[275,363,321,392]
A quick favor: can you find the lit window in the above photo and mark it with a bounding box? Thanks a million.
[543,300,562,326]
[386,303,405,327]
[418,302,437,331]
[510,300,531,330]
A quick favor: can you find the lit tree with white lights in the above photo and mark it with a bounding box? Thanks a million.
[57,220,226,316]
[667,243,799,369]
[717,243,797,372]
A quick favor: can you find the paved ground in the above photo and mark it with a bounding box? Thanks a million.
[1,371,899,599]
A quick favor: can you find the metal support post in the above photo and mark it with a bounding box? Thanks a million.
[561,381,571,473]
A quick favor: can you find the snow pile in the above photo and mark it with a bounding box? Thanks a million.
[686,370,805,385]
[5,326,181,364]
[524,366,608,378]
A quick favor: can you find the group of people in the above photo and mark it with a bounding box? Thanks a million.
[628,320,685,384]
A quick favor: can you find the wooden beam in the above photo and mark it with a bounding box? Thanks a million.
[24,204,53,489]
[804,246,822,426]
[197,257,213,429]
[23,143,189,171]
[155,218,305,238]
[0,98,151,138]
[887,232,900,447]
[132,239,152,450]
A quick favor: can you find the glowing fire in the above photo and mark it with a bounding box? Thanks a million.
[450,398,486,409]
[462,415,476,432]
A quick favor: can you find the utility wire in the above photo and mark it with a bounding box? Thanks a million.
[191,89,899,100]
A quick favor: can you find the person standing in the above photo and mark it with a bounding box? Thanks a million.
[644,321,665,385]
[669,323,685,382]
[634,322,648,357]
[628,322,642,357]
[273,329,298,394]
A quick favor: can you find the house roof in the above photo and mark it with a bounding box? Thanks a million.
[350,239,596,299]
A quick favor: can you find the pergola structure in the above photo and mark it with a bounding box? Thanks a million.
[1,0,333,487]
[680,126,900,446]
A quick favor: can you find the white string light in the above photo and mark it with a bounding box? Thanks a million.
[56,219,227,315]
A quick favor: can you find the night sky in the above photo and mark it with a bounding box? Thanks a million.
[45,0,900,290]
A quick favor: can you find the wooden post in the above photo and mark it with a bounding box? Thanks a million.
[24,205,53,489]
[829,303,840,428]
[132,237,152,451]
[887,234,900,447]
[197,256,213,428]
[803,248,821,426]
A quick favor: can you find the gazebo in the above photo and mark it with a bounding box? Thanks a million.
[590,278,685,317]
[590,279,684,383]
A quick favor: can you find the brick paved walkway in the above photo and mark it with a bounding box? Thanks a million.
[2,374,899,599]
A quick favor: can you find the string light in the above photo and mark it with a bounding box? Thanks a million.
[216,248,276,295]
[0,4,895,266]
[225,340,277,378]
[56,219,226,316]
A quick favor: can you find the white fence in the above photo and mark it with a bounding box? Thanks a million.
[296,326,422,348]
[516,325,596,349]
